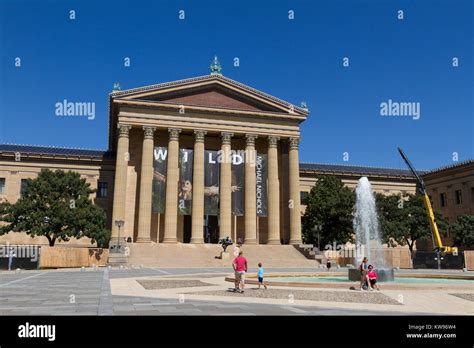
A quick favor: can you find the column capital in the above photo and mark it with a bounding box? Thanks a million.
[117,124,132,138]
[221,132,234,145]
[143,126,156,139]
[289,137,300,149]
[245,134,258,147]
[268,136,280,148]
[194,130,207,143]
[168,128,182,141]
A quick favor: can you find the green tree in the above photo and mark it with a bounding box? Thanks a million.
[376,193,449,259]
[451,215,474,248]
[0,169,110,247]
[302,176,355,248]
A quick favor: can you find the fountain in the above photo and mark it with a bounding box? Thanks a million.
[348,177,394,282]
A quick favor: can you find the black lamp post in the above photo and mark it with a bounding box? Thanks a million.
[313,224,322,251]
[114,220,125,251]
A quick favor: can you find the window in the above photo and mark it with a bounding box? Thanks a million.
[440,193,447,207]
[0,178,5,194]
[455,190,462,205]
[300,191,309,205]
[20,179,28,195]
[471,187,474,203]
[97,182,108,198]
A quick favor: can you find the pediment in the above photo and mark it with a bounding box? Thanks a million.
[135,84,280,112]
[112,75,308,116]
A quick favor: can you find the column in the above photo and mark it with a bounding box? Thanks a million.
[136,126,156,242]
[289,137,302,244]
[219,132,233,240]
[244,134,258,244]
[163,128,181,243]
[111,124,131,241]
[190,130,206,243]
[267,136,281,244]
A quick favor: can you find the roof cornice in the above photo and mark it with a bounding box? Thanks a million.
[422,159,474,176]
[110,74,309,116]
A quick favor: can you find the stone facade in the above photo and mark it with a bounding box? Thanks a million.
[299,163,418,214]
[423,160,474,222]
[0,73,429,248]
[0,148,115,245]
[108,74,307,245]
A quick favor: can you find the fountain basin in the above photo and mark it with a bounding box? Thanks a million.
[348,268,394,282]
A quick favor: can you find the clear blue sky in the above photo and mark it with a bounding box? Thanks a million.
[0,0,472,170]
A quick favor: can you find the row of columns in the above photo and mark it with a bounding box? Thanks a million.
[111,124,302,245]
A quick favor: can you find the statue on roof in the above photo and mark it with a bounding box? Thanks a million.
[113,83,121,91]
[300,101,308,110]
[210,55,222,75]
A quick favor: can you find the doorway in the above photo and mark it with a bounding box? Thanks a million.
[204,215,219,243]
[183,215,191,243]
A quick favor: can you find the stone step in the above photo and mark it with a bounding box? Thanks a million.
[127,243,317,268]
[107,253,129,265]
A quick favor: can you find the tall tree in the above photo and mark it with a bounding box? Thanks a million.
[0,169,111,247]
[451,215,474,249]
[302,175,355,248]
[376,193,449,259]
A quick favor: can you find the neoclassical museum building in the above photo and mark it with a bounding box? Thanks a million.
[0,60,419,247]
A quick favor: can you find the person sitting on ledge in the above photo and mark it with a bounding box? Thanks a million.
[367,265,380,291]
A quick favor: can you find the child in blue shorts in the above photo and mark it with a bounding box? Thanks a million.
[258,263,267,289]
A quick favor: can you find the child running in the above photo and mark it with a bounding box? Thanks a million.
[257,263,267,289]
[367,265,380,291]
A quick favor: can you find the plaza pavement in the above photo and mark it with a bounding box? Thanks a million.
[0,267,472,316]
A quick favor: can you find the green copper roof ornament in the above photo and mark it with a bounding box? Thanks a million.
[209,55,222,75]
[300,101,309,111]
[113,82,121,91]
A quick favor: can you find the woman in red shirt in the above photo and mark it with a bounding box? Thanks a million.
[367,265,380,291]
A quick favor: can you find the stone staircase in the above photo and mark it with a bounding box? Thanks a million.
[125,243,316,268]
[294,244,316,259]
[107,244,129,266]
[293,244,324,266]
[107,253,129,266]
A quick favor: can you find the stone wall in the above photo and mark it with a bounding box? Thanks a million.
[464,250,474,270]
[39,247,108,268]
[325,248,413,269]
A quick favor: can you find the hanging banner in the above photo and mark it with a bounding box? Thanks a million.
[256,153,268,217]
[178,148,193,215]
[152,146,167,213]
[232,151,245,216]
[204,150,220,216]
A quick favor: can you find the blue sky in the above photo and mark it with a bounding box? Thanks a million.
[0,0,472,170]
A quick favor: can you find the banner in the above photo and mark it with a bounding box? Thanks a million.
[231,152,245,216]
[178,149,193,215]
[256,153,268,216]
[204,150,220,216]
[152,146,167,213]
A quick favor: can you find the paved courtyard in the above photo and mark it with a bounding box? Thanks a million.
[0,267,472,315]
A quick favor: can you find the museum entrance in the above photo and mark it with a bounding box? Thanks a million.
[204,215,219,244]
[182,215,219,243]
[183,215,191,243]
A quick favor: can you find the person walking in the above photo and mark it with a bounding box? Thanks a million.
[8,247,16,271]
[232,250,248,293]
[326,256,332,271]
[257,262,267,289]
